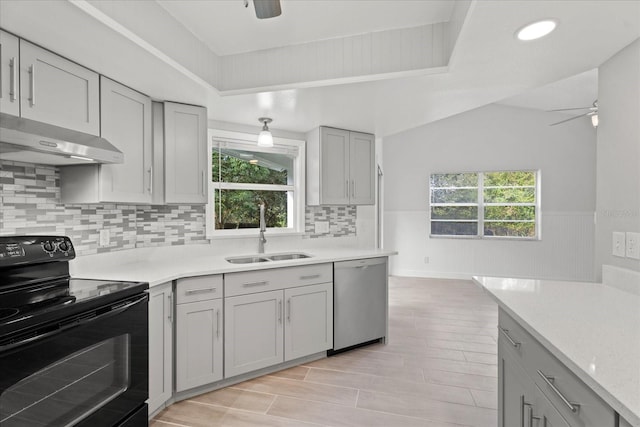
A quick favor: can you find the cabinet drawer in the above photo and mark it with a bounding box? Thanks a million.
[527,339,614,427]
[497,308,532,362]
[225,264,332,297]
[501,310,615,427]
[176,275,222,304]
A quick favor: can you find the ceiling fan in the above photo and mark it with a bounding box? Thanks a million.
[548,100,598,127]
[244,0,282,19]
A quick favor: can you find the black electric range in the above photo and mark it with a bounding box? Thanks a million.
[0,236,149,427]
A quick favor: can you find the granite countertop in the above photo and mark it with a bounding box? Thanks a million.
[70,245,396,287]
[473,276,640,426]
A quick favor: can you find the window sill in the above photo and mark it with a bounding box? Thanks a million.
[207,230,306,240]
[429,234,541,241]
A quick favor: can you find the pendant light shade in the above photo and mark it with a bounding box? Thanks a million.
[257,117,274,147]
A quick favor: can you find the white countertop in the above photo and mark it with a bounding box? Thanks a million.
[473,276,640,426]
[71,245,396,287]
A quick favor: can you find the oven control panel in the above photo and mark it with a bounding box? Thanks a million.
[0,236,75,266]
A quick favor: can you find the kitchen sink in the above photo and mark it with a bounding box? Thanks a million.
[267,253,311,261]
[225,253,312,264]
[226,256,271,264]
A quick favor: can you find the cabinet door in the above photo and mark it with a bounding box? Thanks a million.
[100,77,152,203]
[499,339,529,427]
[19,40,99,135]
[148,282,173,416]
[320,127,350,205]
[530,385,571,427]
[176,298,223,391]
[225,290,283,377]
[284,283,333,361]
[0,30,19,116]
[164,102,207,204]
[349,131,375,205]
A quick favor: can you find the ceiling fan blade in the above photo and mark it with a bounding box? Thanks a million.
[254,0,281,19]
[549,112,590,126]
[547,106,593,112]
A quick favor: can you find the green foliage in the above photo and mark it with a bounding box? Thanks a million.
[212,151,289,230]
[484,222,535,237]
[431,188,478,203]
[430,173,478,188]
[431,206,478,220]
[484,171,535,187]
[485,206,535,221]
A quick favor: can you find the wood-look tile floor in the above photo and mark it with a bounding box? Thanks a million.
[152,276,499,427]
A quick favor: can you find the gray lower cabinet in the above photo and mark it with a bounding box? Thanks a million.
[224,265,333,378]
[224,289,284,377]
[498,308,616,427]
[148,282,173,416]
[175,275,223,392]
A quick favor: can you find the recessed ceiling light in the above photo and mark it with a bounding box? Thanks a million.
[516,19,558,41]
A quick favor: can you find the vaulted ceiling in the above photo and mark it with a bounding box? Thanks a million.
[0,0,638,137]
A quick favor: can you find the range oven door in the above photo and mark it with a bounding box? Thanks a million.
[0,293,148,427]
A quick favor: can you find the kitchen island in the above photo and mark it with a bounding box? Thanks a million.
[474,276,639,427]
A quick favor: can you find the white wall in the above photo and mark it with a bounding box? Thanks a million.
[383,103,596,280]
[595,39,640,279]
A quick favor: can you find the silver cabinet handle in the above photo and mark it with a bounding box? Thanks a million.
[345,180,349,198]
[300,274,320,280]
[185,287,217,295]
[243,281,268,287]
[278,300,282,324]
[148,167,153,194]
[287,298,291,322]
[9,57,18,101]
[167,293,173,323]
[351,180,355,198]
[29,64,36,106]
[528,405,540,427]
[537,370,580,413]
[216,309,220,338]
[202,171,206,196]
[499,327,521,348]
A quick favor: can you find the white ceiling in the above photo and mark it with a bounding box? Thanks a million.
[157,0,456,55]
[0,0,638,138]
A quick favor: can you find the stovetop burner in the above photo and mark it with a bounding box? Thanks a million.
[0,236,148,336]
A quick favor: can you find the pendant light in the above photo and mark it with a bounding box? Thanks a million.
[257,117,274,147]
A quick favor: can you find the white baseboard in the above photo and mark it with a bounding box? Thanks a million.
[390,269,472,280]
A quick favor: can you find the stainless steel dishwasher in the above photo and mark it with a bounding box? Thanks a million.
[332,257,388,352]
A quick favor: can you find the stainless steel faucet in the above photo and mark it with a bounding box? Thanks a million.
[258,203,267,253]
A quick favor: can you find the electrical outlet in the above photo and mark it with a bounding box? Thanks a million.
[99,229,110,247]
[626,232,640,259]
[424,256,430,264]
[314,221,330,234]
[613,232,626,257]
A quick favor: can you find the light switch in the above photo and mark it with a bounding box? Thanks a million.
[626,232,640,259]
[613,232,626,257]
[314,221,330,234]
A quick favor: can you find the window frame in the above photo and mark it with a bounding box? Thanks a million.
[429,170,541,240]
[206,129,306,239]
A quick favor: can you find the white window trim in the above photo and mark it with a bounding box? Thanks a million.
[429,170,541,240]
[206,129,306,239]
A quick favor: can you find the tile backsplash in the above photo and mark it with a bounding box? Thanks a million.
[0,160,357,255]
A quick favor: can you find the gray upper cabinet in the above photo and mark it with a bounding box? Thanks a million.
[306,126,374,205]
[59,77,152,203]
[163,102,207,204]
[0,30,20,116]
[99,77,152,203]
[19,40,99,135]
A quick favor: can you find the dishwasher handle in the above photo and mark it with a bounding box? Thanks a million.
[334,257,386,270]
